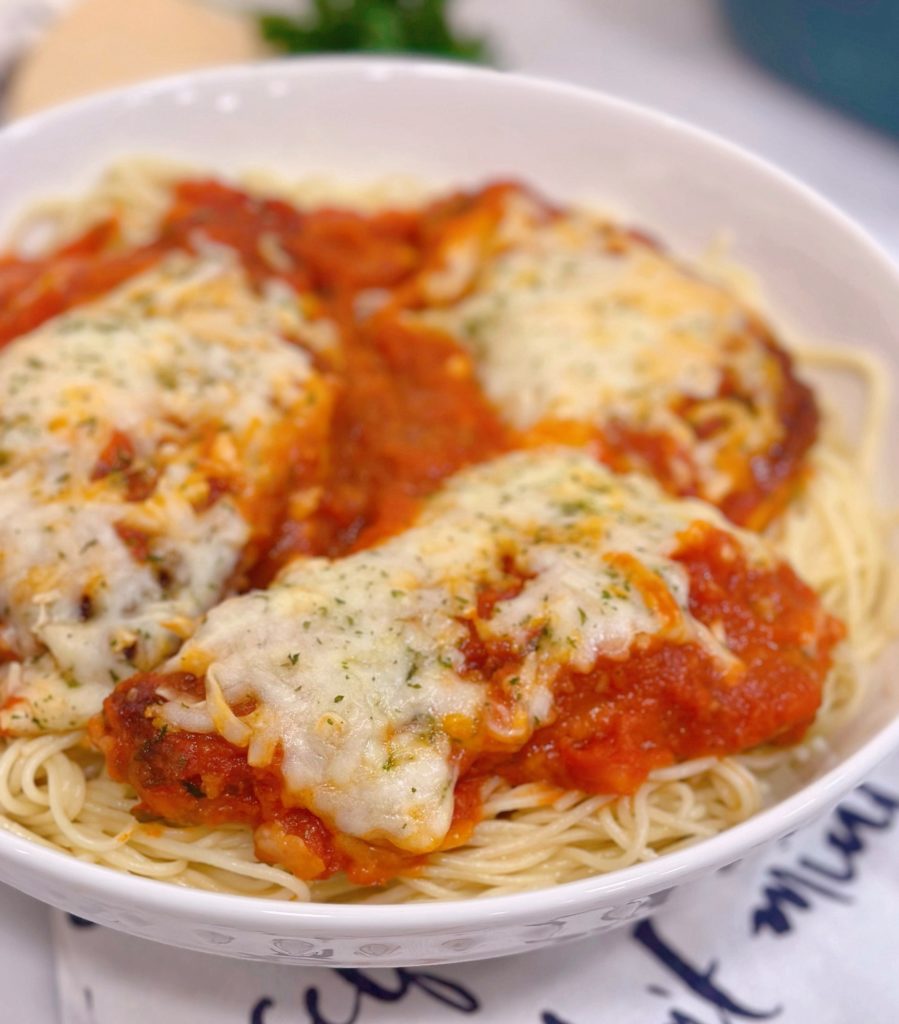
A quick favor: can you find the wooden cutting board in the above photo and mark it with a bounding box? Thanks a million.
[7,0,274,118]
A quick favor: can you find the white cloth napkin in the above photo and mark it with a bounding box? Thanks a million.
[53,750,899,1024]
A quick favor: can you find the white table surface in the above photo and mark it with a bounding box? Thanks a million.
[1,1,898,1020]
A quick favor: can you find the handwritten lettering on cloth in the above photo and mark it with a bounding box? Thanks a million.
[53,757,899,1024]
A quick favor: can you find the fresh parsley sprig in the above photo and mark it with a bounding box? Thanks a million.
[259,0,491,63]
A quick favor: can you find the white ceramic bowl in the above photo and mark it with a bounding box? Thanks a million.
[0,58,897,967]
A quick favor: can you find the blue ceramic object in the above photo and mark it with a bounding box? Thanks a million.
[722,0,899,138]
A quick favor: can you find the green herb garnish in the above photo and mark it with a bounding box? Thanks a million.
[259,0,491,63]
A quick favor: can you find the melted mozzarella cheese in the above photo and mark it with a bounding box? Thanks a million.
[161,449,766,854]
[417,211,785,501]
[0,254,328,733]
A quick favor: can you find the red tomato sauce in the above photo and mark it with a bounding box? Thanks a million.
[256,312,508,573]
[0,180,422,349]
[486,524,843,795]
[0,221,159,348]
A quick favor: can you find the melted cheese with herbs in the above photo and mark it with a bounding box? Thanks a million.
[0,254,328,733]
[161,449,768,854]
[417,209,785,501]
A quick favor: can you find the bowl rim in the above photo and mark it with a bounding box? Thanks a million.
[1,55,898,934]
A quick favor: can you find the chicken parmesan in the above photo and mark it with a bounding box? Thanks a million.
[0,162,891,904]
[0,253,331,733]
[94,450,842,883]
[403,184,817,528]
